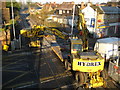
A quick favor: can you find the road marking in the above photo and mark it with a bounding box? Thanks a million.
[7,81,36,88]
[2,70,26,73]
[3,59,26,69]
[15,83,38,89]
[3,71,29,87]
[3,52,32,60]
[40,71,72,83]
[60,83,77,88]
[3,64,29,70]
[40,63,47,67]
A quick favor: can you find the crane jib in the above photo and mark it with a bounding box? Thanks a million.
[78,62,101,66]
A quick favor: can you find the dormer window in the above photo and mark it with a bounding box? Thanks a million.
[59,10,62,14]
[63,10,65,13]
[67,10,69,13]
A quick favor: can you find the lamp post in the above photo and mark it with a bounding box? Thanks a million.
[71,4,75,36]
[11,0,18,51]
[11,0,16,40]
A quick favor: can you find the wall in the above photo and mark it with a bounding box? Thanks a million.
[82,4,96,33]
[104,14,120,24]
[97,13,104,27]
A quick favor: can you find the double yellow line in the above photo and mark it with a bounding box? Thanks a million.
[40,71,72,83]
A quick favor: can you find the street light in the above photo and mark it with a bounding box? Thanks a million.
[11,0,16,40]
[71,4,75,36]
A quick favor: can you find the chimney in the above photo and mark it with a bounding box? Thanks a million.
[2,2,6,8]
[96,3,100,6]
[81,2,85,9]
[87,2,91,7]
[70,1,74,4]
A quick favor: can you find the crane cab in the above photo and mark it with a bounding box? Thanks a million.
[70,38,83,54]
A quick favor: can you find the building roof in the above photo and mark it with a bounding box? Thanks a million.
[91,5,120,14]
[101,6,120,14]
[43,4,51,9]
[43,2,58,10]
[35,7,42,9]
[56,2,75,10]
[91,5,103,13]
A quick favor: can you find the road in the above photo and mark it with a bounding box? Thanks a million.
[2,47,40,89]
[19,13,30,29]
[39,37,76,89]
[2,36,77,89]
[2,9,77,89]
[2,10,39,89]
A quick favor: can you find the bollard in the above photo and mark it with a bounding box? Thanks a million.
[3,44,9,51]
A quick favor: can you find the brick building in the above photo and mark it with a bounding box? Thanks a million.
[81,3,120,36]
[55,2,75,16]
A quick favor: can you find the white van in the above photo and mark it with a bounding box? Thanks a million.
[94,37,120,61]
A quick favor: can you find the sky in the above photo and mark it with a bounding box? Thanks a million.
[15,0,111,4]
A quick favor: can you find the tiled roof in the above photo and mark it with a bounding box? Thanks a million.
[101,6,120,14]
[56,2,74,10]
[91,5,120,14]
[43,3,58,10]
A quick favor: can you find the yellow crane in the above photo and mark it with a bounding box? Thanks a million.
[21,25,68,39]
[63,9,107,88]
[20,9,107,88]
[20,25,68,47]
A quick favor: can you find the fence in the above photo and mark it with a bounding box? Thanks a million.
[108,60,120,83]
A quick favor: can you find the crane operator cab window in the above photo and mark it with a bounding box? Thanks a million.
[71,44,82,54]
[73,44,82,51]
[70,39,83,54]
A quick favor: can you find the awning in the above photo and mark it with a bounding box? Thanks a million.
[97,24,109,29]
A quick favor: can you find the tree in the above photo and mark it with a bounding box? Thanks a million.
[6,1,21,11]
[6,1,21,18]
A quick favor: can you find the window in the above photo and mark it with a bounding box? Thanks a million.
[107,26,115,36]
[59,10,62,14]
[63,10,65,13]
[118,46,120,51]
[73,44,82,51]
[67,10,69,13]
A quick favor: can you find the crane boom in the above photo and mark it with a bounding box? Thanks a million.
[20,25,68,40]
[77,10,88,51]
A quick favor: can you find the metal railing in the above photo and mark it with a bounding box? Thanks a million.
[108,60,120,84]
